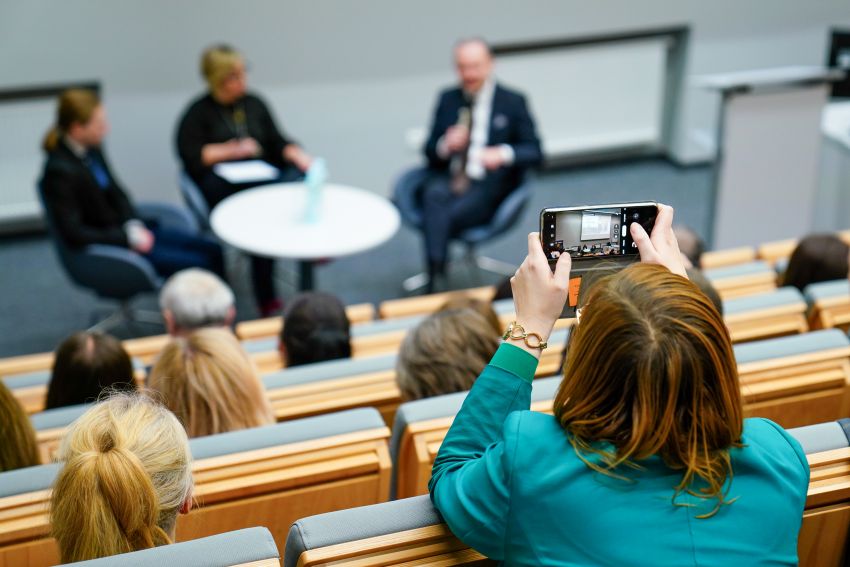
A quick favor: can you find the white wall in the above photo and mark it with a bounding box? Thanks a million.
[1,0,848,209]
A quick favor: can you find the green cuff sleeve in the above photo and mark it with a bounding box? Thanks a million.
[489,342,539,384]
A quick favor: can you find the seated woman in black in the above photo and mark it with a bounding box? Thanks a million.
[40,89,224,279]
[175,44,313,316]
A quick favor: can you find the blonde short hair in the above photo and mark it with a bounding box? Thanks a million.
[200,44,243,90]
[148,328,274,437]
[50,393,192,563]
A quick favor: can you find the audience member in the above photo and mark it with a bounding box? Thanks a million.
[40,89,224,279]
[421,38,542,290]
[0,381,39,472]
[673,224,705,268]
[279,292,351,367]
[430,207,808,564]
[493,276,513,301]
[439,295,502,336]
[176,44,313,316]
[160,268,235,336]
[50,393,192,563]
[45,331,136,410]
[782,234,850,291]
[396,308,499,401]
[148,327,273,437]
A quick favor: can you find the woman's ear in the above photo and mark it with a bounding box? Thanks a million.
[179,492,193,515]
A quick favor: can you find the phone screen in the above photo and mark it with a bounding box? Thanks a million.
[540,203,658,316]
[541,204,657,262]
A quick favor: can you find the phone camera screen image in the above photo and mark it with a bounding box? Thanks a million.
[541,204,657,262]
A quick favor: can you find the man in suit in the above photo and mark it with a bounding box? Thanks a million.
[421,38,543,290]
[41,90,223,279]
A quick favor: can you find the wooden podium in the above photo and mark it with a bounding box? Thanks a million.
[697,66,844,249]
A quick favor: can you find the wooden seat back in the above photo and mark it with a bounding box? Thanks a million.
[235,303,376,341]
[724,287,809,344]
[378,286,495,319]
[705,261,778,300]
[700,246,756,269]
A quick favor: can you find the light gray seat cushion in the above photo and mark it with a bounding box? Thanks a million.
[262,353,397,390]
[67,527,278,566]
[492,298,516,315]
[787,419,850,454]
[0,462,62,498]
[804,279,850,305]
[733,329,850,365]
[190,407,385,461]
[723,287,805,316]
[30,403,90,431]
[284,495,439,567]
[704,260,771,281]
[1,369,51,389]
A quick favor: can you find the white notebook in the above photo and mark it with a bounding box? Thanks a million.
[213,160,279,184]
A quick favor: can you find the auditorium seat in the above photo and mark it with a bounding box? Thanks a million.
[378,286,495,319]
[805,279,850,332]
[736,330,850,429]
[284,495,489,567]
[64,527,280,567]
[390,376,561,499]
[700,245,756,269]
[793,419,850,567]
[757,237,799,267]
[30,403,89,463]
[0,408,390,567]
[724,287,808,343]
[235,302,377,341]
[703,261,777,300]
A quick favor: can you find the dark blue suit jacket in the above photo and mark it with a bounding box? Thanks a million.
[424,83,542,200]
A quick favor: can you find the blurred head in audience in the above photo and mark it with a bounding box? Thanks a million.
[555,263,741,516]
[0,381,39,472]
[454,38,494,95]
[50,393,192,563]
[201,44,247,105]
[279,292,351,367]
[673,225,705,268]
[493,276,513,302]
[148,327,273,437]
[159,268,235,336]
[42,89,107,153]
[439,295,502,337]
[782,234,850,291]
[396,308,500,401]
[686,267,724,316]
[46,331,136,410]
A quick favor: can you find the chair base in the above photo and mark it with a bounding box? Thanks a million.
[401,247,517,295]
[88,302,162,333]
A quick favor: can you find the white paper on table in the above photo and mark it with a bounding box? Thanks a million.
[213,160,279,183]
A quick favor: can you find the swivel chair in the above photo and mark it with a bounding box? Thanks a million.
[392,166,532,293]
[38,183,200,332]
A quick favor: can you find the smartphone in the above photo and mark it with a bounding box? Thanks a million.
[539,201,659,316]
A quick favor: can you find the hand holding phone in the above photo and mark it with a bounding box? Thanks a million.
[630,204,688,278]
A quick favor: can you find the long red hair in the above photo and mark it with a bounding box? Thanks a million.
[554,263,743,517]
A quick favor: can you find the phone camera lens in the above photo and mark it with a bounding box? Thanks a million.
[632,212,640,220]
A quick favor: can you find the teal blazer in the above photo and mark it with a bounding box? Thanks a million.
[429,344,810,566]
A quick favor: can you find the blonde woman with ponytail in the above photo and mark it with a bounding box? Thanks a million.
[50,393,193,563]
[148,327,274,438]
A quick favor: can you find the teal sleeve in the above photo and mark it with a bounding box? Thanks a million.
[428,343,538,560]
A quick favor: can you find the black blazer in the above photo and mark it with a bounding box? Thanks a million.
[40,141,137,248]
[424,83,543,197]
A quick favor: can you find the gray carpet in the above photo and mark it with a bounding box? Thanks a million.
[0,158,711,358]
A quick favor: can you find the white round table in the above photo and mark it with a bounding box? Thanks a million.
[210,182,400,290]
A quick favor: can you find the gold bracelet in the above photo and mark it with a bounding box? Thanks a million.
[502,321,548,350]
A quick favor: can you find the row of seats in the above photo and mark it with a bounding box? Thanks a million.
[10,327,850,498]
[54,418,850,567]
[699,229,850,270]
[6,279,848,420]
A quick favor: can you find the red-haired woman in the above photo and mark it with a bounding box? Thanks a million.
[430,205,809,565]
